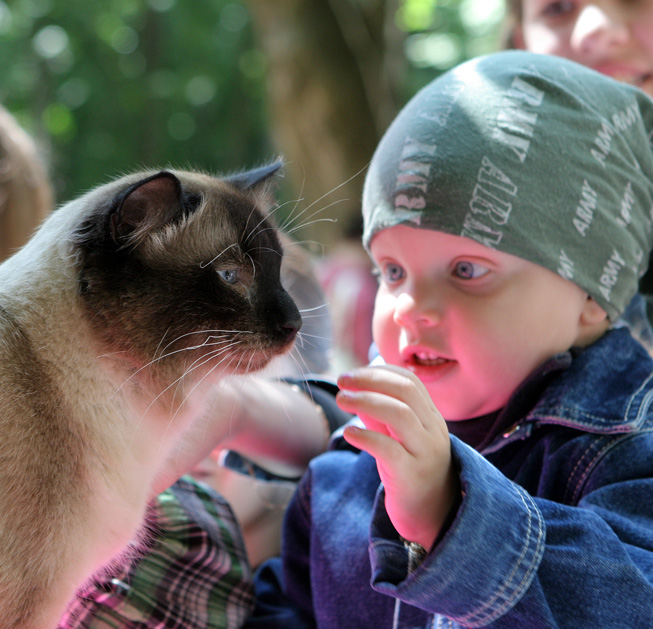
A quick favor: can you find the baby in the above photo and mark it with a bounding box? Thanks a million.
[247,50,653,627]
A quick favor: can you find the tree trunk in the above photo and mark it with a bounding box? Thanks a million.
[246,0,400,249]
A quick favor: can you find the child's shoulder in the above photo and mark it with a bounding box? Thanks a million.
[532,328,653,433]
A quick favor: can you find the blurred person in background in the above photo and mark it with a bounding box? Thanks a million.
[0,104,52,261]
[504,0,653,98]
[504,0,653,350]
[318,216,377,372]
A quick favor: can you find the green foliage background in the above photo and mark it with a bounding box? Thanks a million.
[0,0,505,206]
[1,0,271,201]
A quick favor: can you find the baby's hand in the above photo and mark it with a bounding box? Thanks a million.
[336,365,459,551]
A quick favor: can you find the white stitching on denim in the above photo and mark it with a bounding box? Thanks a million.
[570,428,653,504]
[565,437,611,503]
[624,372,653,419]
[535,375,653,431]
[569,438,615,504]
[455,484,545,626]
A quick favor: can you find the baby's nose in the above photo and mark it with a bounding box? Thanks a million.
[393,289,442,328]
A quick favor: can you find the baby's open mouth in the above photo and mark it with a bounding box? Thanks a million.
[411,351,451,367]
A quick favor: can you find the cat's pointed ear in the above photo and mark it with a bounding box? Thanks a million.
[225,160,283,192]
[111,171,183,243]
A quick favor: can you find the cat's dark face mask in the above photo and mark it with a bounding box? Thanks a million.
[72,163,302,382]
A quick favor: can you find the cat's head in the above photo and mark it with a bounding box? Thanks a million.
[73,162,302,383]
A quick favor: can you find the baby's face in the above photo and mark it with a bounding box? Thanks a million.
[370,225,593,420]
[518,0,653,96]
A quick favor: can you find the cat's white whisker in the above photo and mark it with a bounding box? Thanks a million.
[153,325,173,362]
[245,252,256,280]
[143,344,242,412]
[97,349,131,359]
[275,166,309,232]
[278,163,367,242]
[296,333,332,349]
[138,342,244,424]
[115,337,237,395]
[288,352,311,385]
[163,350,238,440]
[244,222,275,248]
[284,215,340,238]
[199,242,239,269]
[249,245,280,256]
[279,183,354,236]
[243,191,294,246]
[279,203,338,237]
[298,303,330,314]
[270,197,305,217]
[158,328,252,357]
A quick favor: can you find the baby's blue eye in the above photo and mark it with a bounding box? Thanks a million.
[218,268,239,284]
[454,261,488,280]
[384,263,405,283]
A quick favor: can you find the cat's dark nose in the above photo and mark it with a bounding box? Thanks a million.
[261,287,302,344]
[279,315,302,343]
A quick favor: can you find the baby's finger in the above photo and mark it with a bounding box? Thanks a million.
[338,366,445,435]
[343,424,406,465]
[339,366,432,414]
[337,388,430,455]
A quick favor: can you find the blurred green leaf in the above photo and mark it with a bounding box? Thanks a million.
[0,0,271,201]
[0,0,506,223]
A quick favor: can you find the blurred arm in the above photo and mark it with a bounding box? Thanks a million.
[153,376,331,496]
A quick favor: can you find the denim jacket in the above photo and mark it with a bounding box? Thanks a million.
[247,328,653,628]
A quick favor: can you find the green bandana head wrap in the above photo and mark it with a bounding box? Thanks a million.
[362,50,653,320]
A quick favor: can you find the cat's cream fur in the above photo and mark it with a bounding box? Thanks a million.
[0,164,300,627]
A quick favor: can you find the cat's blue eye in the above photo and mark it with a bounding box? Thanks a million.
[218,268,239,284]
[453,260,488,280]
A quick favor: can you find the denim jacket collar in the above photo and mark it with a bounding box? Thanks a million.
[485,328,653,454]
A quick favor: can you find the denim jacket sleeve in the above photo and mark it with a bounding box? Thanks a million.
[369,434,653,627]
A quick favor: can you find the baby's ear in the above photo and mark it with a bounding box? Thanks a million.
[577,296,610,346]
[581,295,609,325]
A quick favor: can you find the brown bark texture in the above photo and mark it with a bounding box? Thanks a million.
[246,0,401,249]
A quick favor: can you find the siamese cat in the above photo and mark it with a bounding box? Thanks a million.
[0,162,301,628]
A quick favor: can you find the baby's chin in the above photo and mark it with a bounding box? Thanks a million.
[431,394,506,423]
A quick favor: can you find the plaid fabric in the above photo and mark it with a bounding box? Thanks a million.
[59,477,254,629]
